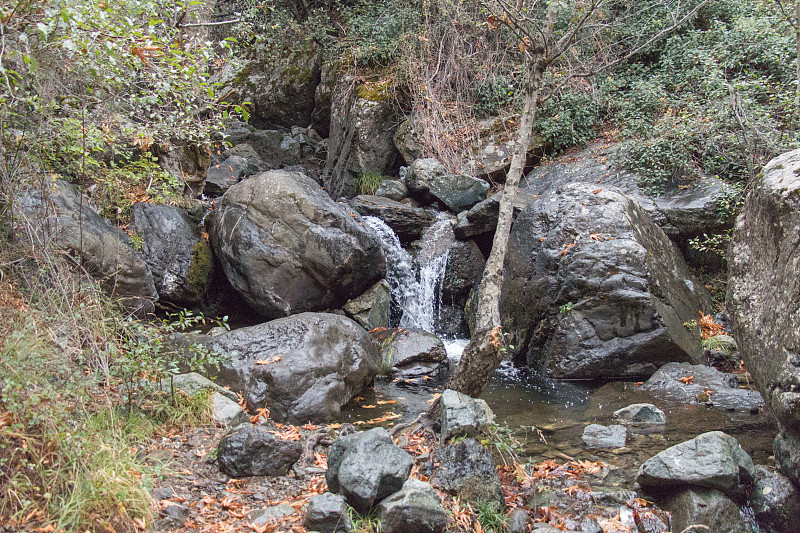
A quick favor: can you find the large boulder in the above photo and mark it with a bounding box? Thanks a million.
[130,203,212,305]
[636,431,755,499]
[210,170,386,318]
[454,142,737,264]
[204,313,380,423]
[639,362,763,412]
[14,180,157,314]
[501,183,712,379]
[349,195,437,241]
[217,424,302,477]
[323,80,401,198]
[326,427,413,513]
[371,328,448,378]
[727,149,800,484]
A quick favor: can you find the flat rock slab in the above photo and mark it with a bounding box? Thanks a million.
[640,362,763,412]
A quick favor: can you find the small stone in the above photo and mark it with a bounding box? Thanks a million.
[376,478,448,533]
[211,392,249,428]
[249,504,296,526]
[507,509,530,533]
[304,492,354,533]
[613,403,666,424]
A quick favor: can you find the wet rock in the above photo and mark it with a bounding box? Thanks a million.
[613,404,666,424]
[430,439,504,507]
[304,492,354,533]
[439,389,494,444]
[326,427,413,513]
[211,392,249,428]
[662,488,748,533]
[406,158,489,212]
[375,179,408,202]
[343,280,391,331]
[582,424,627,448]
[15,179,157,315]
[210,170,385,318]
[640,362,763,411]
[130,202,212,305]
[217,424,302,478]
[349,195,436,241]
[501,183,712,379]
[727,149,800,486]
[376,478,448,533]
[371,328,448,378]
[749,466,800,533]
[205,313,380,423]
[637,431,755,499]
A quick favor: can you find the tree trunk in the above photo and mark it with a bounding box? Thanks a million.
[429,62,543,416]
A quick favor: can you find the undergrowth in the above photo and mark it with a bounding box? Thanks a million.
[0,227,216,531]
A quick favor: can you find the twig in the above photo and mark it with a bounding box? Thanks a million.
[178,19,240,28]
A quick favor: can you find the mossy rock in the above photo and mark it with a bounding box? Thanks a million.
[186,239,214,301]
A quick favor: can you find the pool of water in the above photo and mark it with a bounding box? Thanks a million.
[341,339,777,489]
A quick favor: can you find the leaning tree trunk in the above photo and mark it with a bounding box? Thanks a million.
[429,63,543,416]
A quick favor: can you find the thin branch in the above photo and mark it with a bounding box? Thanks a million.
[178,19,240,28]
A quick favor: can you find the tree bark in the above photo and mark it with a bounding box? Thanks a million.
[429,61,543,416]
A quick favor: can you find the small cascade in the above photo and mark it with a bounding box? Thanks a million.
[363,216,452,333]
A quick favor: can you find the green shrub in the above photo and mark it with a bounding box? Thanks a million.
[535,91,600,152]
[357,172,386,195]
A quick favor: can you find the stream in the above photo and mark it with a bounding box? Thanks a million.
[344,217,777,495]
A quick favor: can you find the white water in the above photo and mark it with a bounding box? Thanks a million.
[364,216,452,333]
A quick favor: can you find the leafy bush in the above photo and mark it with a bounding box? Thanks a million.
[535,90,600,152]
[475,77,519,117]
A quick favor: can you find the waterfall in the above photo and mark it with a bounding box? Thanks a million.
[363,216,452,333]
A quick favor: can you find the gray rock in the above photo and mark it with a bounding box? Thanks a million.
[343,280,391,331]
[613,404,666,424]
[154,503,189,530]
[326,427,413,513]
[220,143,267,175]
[205,313,380,423]
[662,488,749,533]
[210,170,385,318]
[579,518,602,533]
[375,179,408,202]
[211,392,249,428]
[430,439,504,507]
[221,124,314,171]
[637,431,755,499]
[727,149,800,485]
[376,478,448,533]
[371,328,448,378]
[393,120,425,165]
[167,372,238,402]
[439,389,494,444]
[324,80,400,198]
[405,158,489,212]
[429,174,490,213]
[14,179,157,315]
[507,509,530,533]
[640,362,763,412]
[750,465,800,533]
[156,143,210,197]
[349,195,437,241]
[130,202,212,305]
[250,503,296,526]
[582,424,627,448]
[304,492,354,533]
[217,424,302,477]
[454,142,736,253]
[205,155,248,196]
[501,183,712,379]
[773,431,800,489]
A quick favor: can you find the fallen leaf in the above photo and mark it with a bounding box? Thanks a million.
[254,355,282,365]
[679,376,694,385]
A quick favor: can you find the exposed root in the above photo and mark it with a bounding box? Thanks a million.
[390,412,436,440]
[298,432,332,467]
